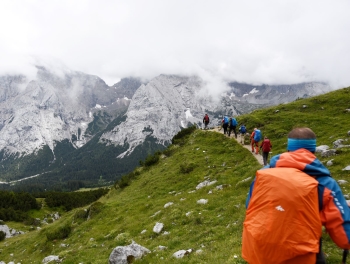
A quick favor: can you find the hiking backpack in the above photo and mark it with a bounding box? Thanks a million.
[240,125,246,133]
[231,118,237,126]
[253,129,261,141]
[223,116,229,124]
[242,168,322,263]
[261,139,271,152]
[204,115,209,122]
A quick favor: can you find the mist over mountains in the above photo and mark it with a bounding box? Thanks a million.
[0,66,334,191]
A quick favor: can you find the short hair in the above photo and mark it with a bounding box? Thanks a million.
[288,127,316,139]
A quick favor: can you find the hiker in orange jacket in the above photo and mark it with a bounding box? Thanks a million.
[250,128,261,154]
[243,127,350,264]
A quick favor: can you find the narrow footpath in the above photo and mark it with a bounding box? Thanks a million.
[211,126,264,165]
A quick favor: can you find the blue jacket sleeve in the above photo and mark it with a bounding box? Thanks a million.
[246,179,256,209]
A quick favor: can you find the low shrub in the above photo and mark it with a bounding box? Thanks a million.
[0,231,6,241]
[46,223,71,241]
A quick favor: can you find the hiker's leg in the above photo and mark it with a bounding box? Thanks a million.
[262,152,268,165]
[316,238,326,264]
[233,127,237,138]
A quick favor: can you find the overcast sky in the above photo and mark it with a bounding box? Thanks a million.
[1,0,350,90]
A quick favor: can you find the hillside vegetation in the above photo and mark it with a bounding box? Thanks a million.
[0,87,350,263]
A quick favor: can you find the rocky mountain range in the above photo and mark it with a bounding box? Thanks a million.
[0,66,335,191]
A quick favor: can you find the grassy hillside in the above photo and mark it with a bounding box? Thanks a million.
[0,87,350,263]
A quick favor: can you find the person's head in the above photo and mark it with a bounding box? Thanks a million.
[254,128,257,131]
[287,127,316,153]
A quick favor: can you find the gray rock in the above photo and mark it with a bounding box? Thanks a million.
[0,225,11,238]
[196,180,217,190]
[343,165,350,171]
[109,241,150,264]
[321,149,337,157]
[153,222,164,234]
[173,249,193,258]
[197,199,208,204]
[326,159,334,166]
[42,255,61,263]
[315,145,329,153]
[338,180,348,185]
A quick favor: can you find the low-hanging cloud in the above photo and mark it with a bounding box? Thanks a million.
[1,0,350,97]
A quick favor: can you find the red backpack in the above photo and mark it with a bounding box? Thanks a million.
[261,139,271,152]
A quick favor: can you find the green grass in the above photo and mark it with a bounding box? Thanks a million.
[0,87,350,263]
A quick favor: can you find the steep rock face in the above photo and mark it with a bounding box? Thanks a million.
[0,67,141,157]
[227,82,333,105]
[100,75,226,157]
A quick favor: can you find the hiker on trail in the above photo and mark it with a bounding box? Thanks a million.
[260,136,272,165]
[250,128,261,154]
[203,114,210,129]
[242,127,350,264]
[222,116,229,135]
[238,124,247,144]
[228,117,238,138]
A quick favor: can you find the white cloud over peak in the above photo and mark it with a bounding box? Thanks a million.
[0,0,350,90]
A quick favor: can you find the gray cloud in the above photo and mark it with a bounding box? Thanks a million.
[1,0,350,92]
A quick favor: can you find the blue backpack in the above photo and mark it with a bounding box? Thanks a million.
[231,118,237,126]
[240,125,246,133]
[223,116,229,124]
[254,129,262,142]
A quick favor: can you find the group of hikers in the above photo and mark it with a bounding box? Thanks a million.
[203,114,350,263]
[203,114,272,166]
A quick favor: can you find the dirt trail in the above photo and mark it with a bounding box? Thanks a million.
[210,126,264,165]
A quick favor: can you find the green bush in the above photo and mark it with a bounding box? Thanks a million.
[74,209,89,223]
[88,202,103,219]
[171,125,197,144]
[46,223,71,241]
[115,171,141,189]
[179,162,196,174]
[0,231,6,241]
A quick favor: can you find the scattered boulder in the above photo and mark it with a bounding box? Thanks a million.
[326,159,334,166]
[173,249,193,258]
[197,199,208,205]
[0,225,11,238]
[333,139,350,148]
[158,245,167,250]
[109,241,150,264]
[42,255,61,263]
[196,180,217,190]
[338,180,348,185]
[315,145,329,153]
[321,149,337,158]
[343,165,350,171]
[153,222,164,234]
[164,202,174,208]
